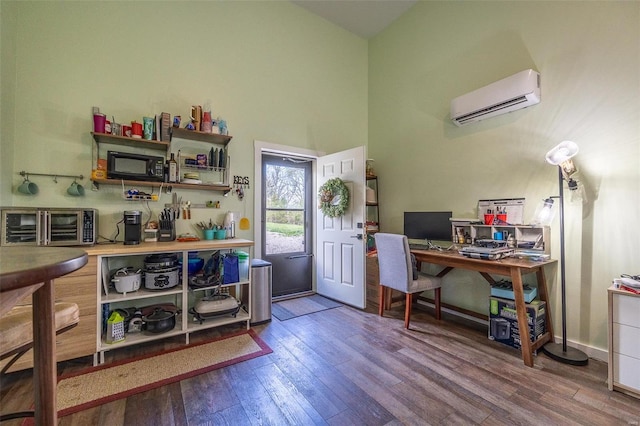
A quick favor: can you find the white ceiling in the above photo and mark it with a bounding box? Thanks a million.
[291,0,418,39]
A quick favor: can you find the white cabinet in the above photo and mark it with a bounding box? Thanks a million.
[608,286,640,399]
[451,223,550,254]
[94,240,253,364]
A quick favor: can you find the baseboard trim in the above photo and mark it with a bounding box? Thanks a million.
[415,298,608,363]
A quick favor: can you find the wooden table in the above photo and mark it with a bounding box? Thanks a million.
[0,247,88,426]
[410,249,557,367]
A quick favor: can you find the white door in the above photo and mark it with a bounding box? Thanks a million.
[316,146,366,308]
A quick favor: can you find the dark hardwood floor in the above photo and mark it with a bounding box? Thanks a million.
[1,301,639,425]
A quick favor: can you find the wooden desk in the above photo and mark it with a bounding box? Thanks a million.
[411,249,557,367]
[0,247,88,426]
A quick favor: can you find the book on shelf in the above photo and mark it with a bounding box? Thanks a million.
[155,114,161,141]
[161,112,171,141]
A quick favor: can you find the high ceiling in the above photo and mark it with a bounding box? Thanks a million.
[291,0,418,39]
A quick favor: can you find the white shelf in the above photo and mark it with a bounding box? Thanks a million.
[451,223,550,254]
[95,243,252,363]
[187,280,249,293]
[186,308,250,331]
[100,317,186,352]
[102,286,183,303]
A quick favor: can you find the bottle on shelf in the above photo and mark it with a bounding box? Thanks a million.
[168,153,178,183]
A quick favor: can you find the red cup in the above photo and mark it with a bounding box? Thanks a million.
[93,113,106,133]
[496,214,507,224]
[122,125,132,137]
[484,214,495,225]
[131,121,143,138]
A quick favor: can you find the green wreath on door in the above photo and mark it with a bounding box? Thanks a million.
[318,178,349,218]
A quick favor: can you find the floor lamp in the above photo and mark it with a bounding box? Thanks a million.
[540,141,589,366]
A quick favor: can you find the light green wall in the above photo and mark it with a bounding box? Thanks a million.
[2,0,638,357]
[0,1,367,238]
[1,1,17,206]
[369,1,639,355]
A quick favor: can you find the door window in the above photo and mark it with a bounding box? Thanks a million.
[264,158,308,255]
[262,154,313,297]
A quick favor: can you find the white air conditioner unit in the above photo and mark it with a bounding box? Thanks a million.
[450,69,541,127]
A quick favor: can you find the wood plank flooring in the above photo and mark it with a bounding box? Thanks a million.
[1,300,639,425]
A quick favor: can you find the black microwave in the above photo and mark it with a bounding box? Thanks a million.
[107,151,165,182]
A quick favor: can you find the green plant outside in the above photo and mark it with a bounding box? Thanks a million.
[266,222,304,237]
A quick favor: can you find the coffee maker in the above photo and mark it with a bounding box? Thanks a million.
[124,210,141,245]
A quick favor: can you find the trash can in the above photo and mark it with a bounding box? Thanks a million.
[247,259,272,325]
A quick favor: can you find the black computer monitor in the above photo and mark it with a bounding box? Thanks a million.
[404,211,453,242]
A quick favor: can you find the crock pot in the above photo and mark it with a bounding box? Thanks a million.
[144,253,179,271]
[144,266,179,290]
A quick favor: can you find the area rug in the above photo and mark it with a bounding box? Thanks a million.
[272,294,342,321]
[36,329,271,419]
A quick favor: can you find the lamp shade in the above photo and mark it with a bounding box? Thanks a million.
[545,141,579,165]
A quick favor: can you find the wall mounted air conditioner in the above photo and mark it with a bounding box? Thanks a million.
[450,69,541,127]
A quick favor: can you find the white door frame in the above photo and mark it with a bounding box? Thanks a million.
[253,141,323,290]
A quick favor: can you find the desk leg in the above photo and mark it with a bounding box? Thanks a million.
[510,267,534,367]
[32,279,58,426]
[536,267,554,340]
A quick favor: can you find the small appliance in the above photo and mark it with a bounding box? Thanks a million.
[124,210,141,245]
[143,254,180,289]
[107,151,165,182]
[110,267,142,293]
[1,207,97,246]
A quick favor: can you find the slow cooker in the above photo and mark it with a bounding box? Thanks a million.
[144,254,180,290]
[144,266,179,290]
[144,253,179,270]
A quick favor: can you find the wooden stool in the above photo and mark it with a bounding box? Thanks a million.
[0,302,79,422]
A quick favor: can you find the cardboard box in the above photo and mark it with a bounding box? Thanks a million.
[488,297,545,351]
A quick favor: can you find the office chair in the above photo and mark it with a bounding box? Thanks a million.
[0,302,79,422]
[374,233,442,329]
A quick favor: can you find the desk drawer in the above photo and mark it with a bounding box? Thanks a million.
[613,293,640,327]
[613,322,640,359]
[613,352,640,391]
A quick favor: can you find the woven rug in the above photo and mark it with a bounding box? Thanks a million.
[272,294,342,321]
[37,329,271,418]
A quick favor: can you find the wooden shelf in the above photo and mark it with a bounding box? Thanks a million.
[92,132,170,150]
[91,178,231,192]
[171,127,232,145]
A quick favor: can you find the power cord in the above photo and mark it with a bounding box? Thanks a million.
[97,217,123,244]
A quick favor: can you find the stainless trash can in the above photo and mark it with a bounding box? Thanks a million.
[248,259,272,324]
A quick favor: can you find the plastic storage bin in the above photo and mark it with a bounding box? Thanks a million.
[237,251,250,281]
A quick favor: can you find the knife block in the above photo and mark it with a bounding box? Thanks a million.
[158,223,176,242]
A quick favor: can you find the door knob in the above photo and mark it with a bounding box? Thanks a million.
[350,234,363,240]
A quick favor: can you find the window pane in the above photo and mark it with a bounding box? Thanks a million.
[265,210,305,254]
[265,165,305,209]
